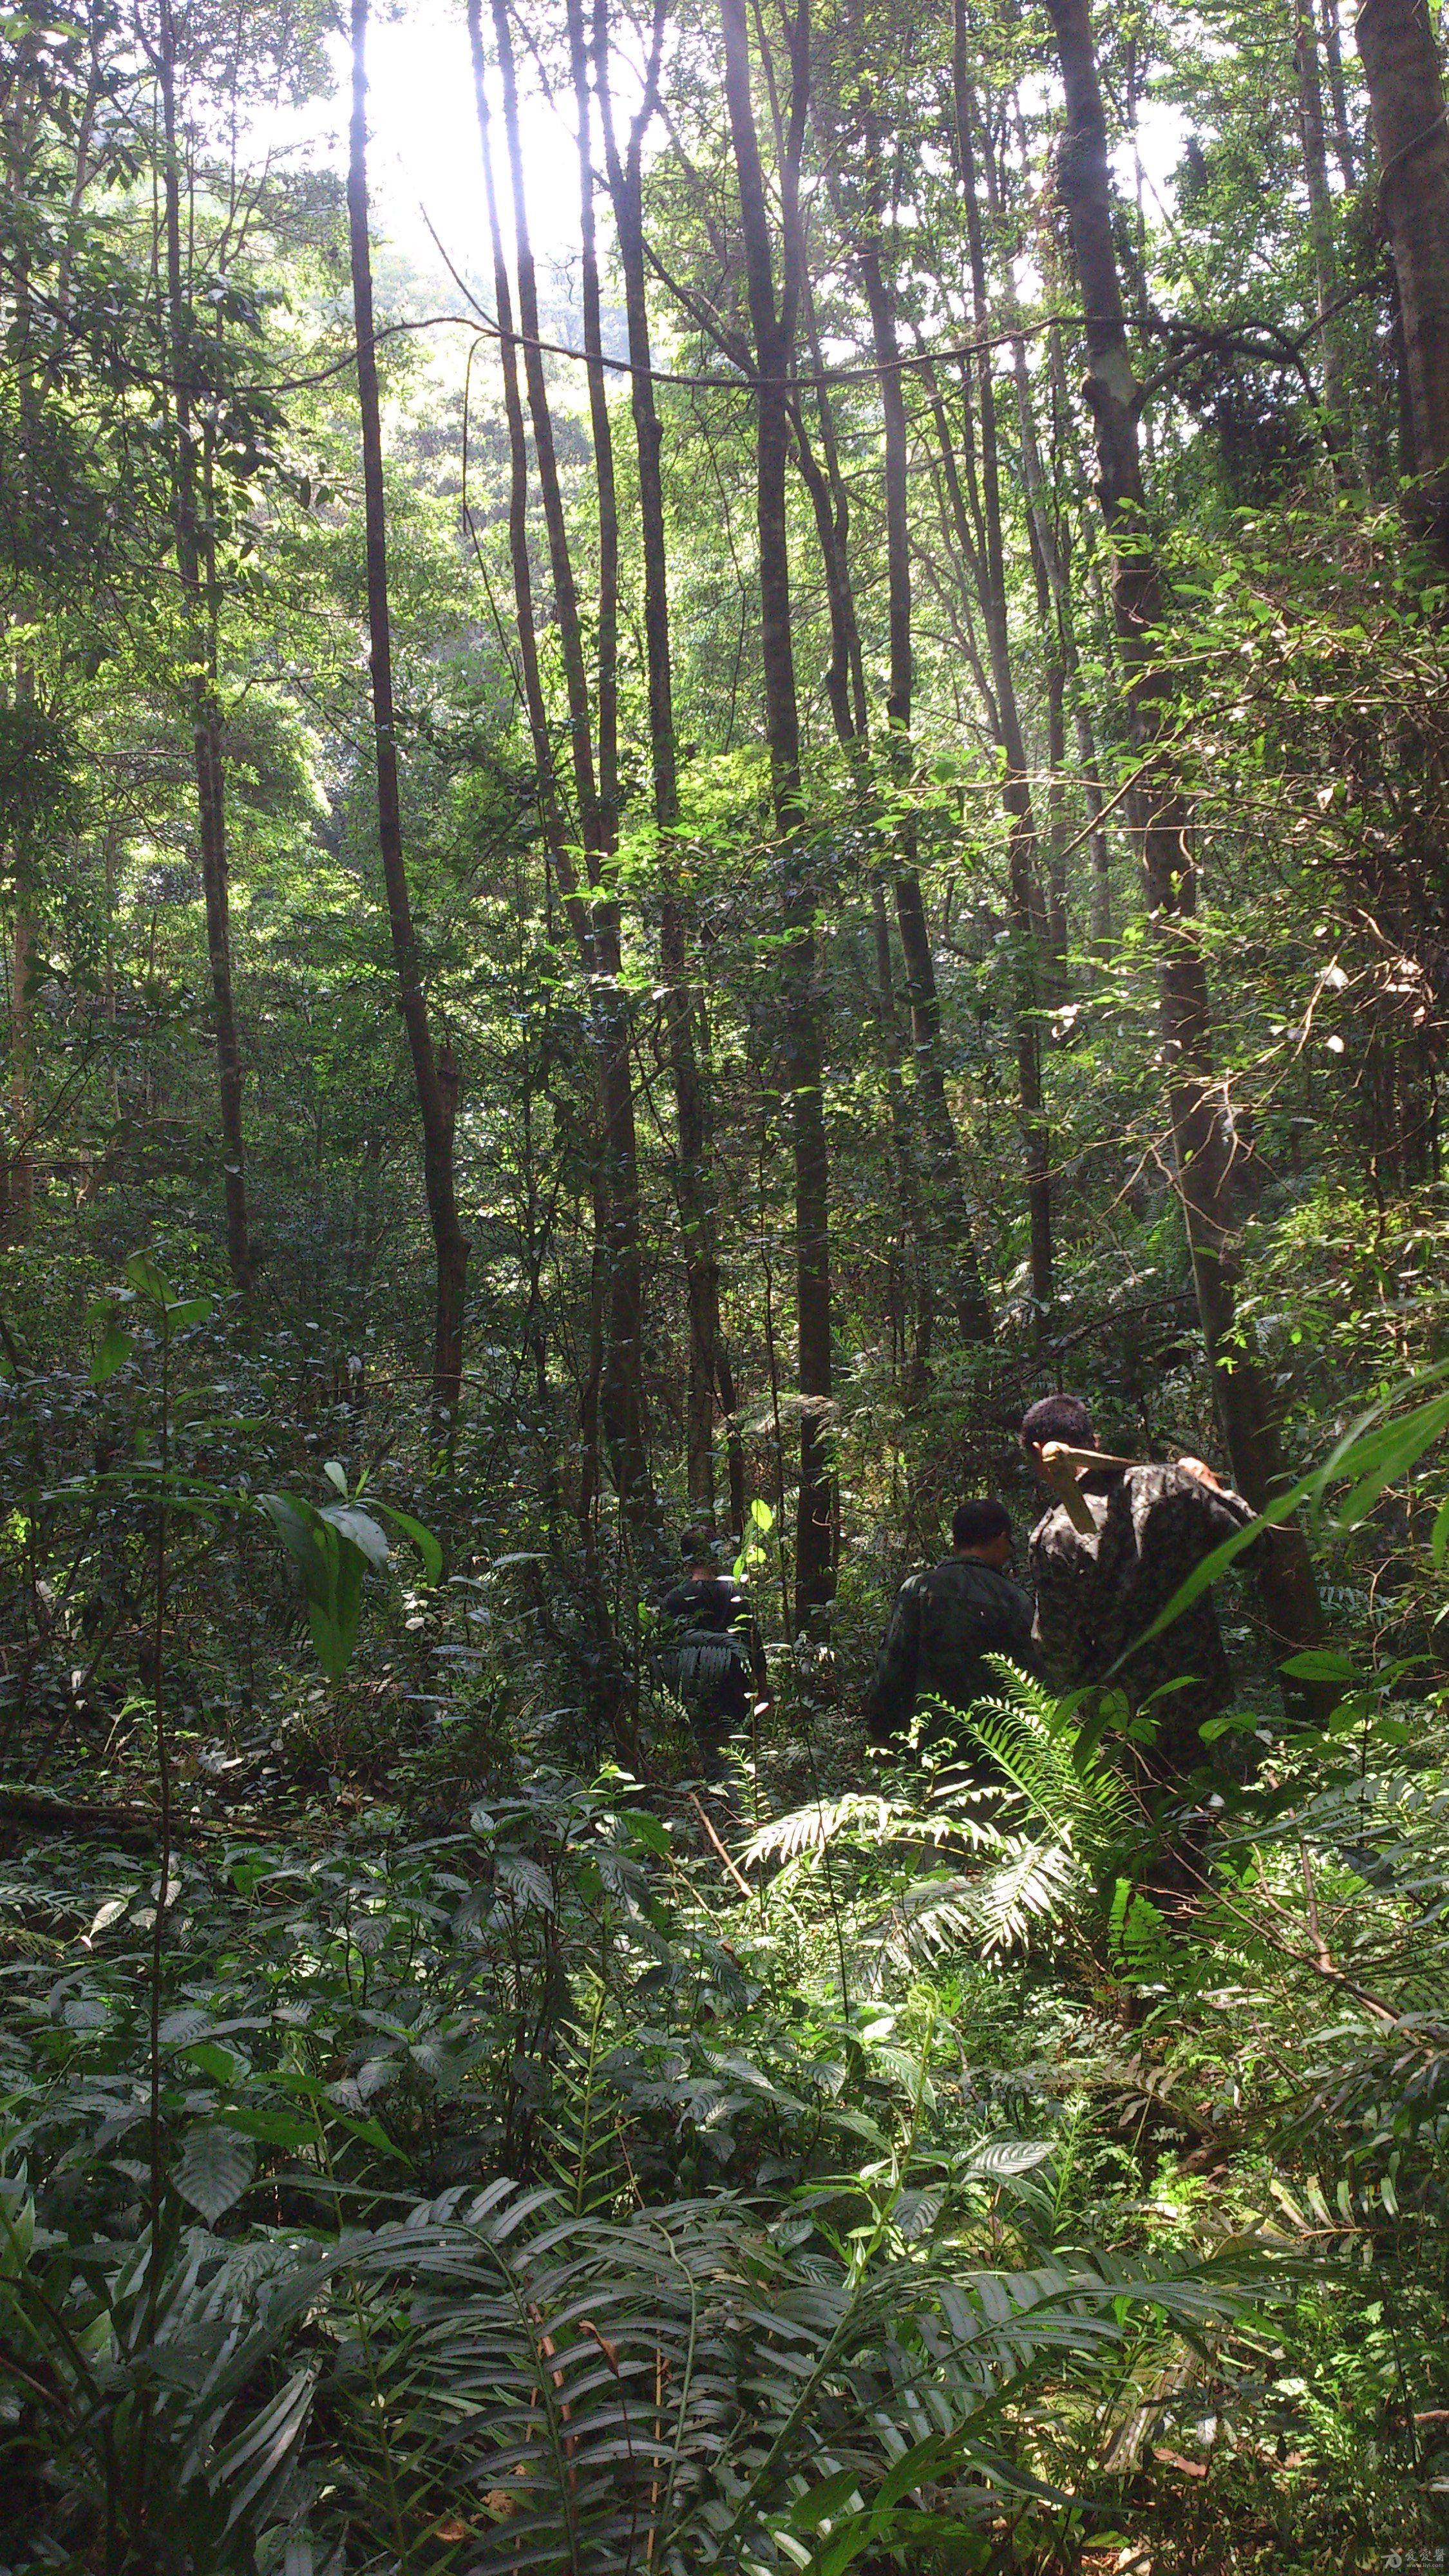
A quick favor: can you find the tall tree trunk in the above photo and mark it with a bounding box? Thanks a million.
[1354,0,1449,551]
[4,840,32,1247]
[1291,0,1358,474]
[787,323,938,1378]
[485,0,650,1526]
[597,0,731,1522]
[1045,0,1331,1699]
[348,0,469,1410]
[853,225,996,1348]
[721,0,835,1629]
[1012,322,1114,952]
[156,1,251,1303]
[952,17,1054,1325]
[1321,0,1359,188]
[794,245,989,1357]
[467,3,636,1757]
[872,886,933,1382]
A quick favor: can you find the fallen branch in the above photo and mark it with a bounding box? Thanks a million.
[0,1783,229,1849]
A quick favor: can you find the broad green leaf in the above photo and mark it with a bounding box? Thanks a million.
[90,1321,133,1386]
[173,2122,255,2224]
[376,1502,442,1582]
[182,2040,245,2084]
[317,1502,392,1570]
[1332,1394,1449,1530]
[124,1253,172,1306]
[165,1294,212,1327]
[1280,1649,1359,1681]
[258,1493,331,1596]
[216,2105,317,2150]
[963,2138,1054,2180]
[322,1459,349,1497]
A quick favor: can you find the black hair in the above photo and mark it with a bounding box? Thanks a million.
[680,1524,717,1564]
[1020,1392,1095,1452]
[952,1497,1011,1550]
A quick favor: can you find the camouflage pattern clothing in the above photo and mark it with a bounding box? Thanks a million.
[1028,1464,1256,1774]
[866,1557,1037,1752]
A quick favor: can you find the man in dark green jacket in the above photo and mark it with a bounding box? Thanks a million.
[866,1500,1037,1756]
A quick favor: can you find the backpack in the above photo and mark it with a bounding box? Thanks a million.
[659,1625,748,1707]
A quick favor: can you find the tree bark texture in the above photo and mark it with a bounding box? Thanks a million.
[598,0,730,1520]
[157,2,251,1303]
[793,241,990,1359]
[952,19,1054,1324]
[1046,0,1331,1698]
[485,0,650,1521]
[1291,0,1358,473]
[721,0,835,1628]
[1354,0,1449,549]
[853,229,996,1350]
[348,0,469,1411]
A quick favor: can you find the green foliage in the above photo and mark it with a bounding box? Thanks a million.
[3,0,1449,2562]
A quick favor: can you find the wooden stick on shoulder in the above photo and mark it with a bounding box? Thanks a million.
[1036,1439,1136,1536]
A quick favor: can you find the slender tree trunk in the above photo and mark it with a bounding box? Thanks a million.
[794,251,989,1358]
[788,334,935,1377]
[1046,0,1329,1698]
[458,62,632,1756]
[854,227,996,1348]
[1291,0,1358,473]
[597,0,730,1521]
[952,19,1053,1324]
[872,887,933,1380]
[721,0,835,1628]
[485,0,650,1520]
[1354,0,1449,549]
[1321,0,1359,187]
[4,842,32,1246]
[348,0,469,1409]
[156,3,250,1302]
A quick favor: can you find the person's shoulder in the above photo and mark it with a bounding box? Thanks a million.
[1123,1461,1254,1531]
[896,1565,935,1600]
[1029,1502,1090,1558]
[1126,1460,1246,1507]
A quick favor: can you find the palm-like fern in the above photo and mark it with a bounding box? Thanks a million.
[965,1661,1136,1861]
[741,1667,1135,1960]
[296,2179,1267,2574]
[544,1979,632,2220]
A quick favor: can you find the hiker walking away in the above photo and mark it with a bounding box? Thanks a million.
[1021,1392,1256,1780]
[866,1499,1037,1761]
[658,1527,769,1778]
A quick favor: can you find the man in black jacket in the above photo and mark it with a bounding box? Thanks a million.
[658,1528,769,1774]
[866,1499,1037,1756]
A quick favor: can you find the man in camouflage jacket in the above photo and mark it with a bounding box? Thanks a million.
[1021,1392,1256,1777]
[866,1498,1037,1755]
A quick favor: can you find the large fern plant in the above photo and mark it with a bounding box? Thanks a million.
[743,1663,1138,1960]
[292,2176,1264,2573]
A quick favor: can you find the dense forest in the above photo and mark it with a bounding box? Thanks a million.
[3,0,1449,2562]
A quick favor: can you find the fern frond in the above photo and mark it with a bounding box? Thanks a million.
[968,1660,1136,1862]
[969,1835,1083,1955]
[743,1794,898,1870]
[543,1982,629,2221]
[319,2183,1270,2572]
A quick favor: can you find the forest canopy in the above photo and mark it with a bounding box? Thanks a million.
[3,0,1449,2563]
